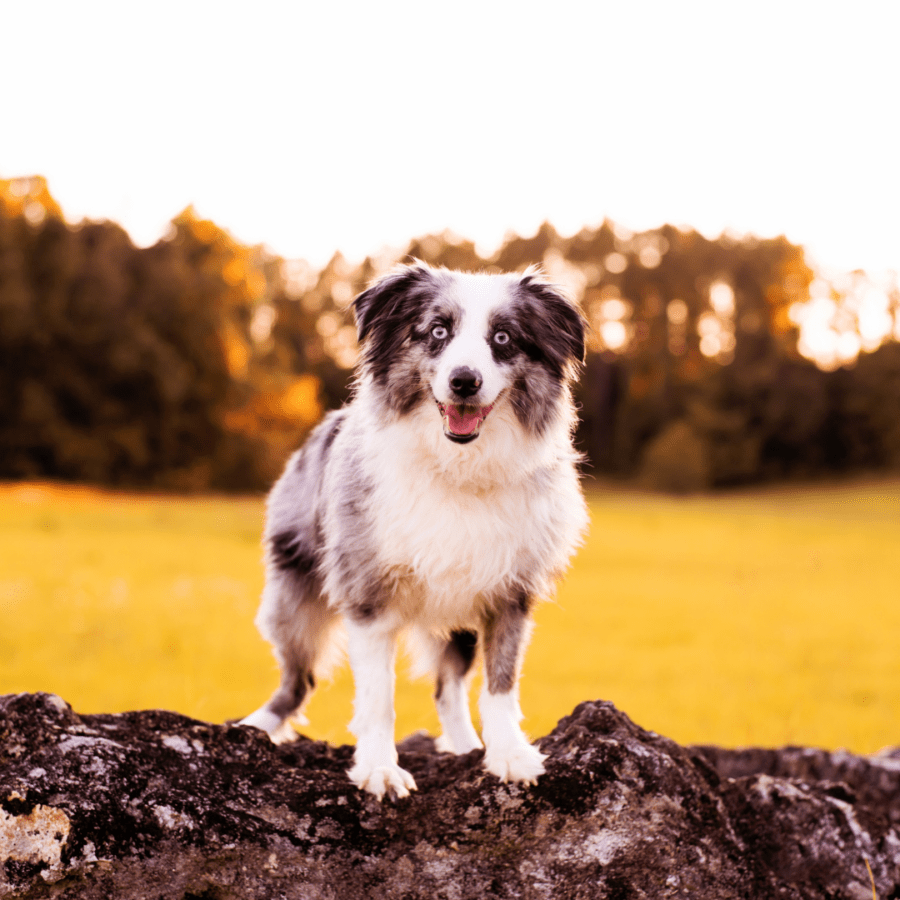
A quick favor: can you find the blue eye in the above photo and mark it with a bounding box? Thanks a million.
[493,330,510,345]
[432,325,449,340]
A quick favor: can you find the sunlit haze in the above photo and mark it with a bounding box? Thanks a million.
[3,1,898,277]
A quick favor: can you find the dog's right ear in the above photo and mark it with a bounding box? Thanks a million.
[353,262,433,344]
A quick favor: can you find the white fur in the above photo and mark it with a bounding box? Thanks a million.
[480,688,547,784]
[345,618,417,800]
[325,383,584,626]
[431,272,512,407]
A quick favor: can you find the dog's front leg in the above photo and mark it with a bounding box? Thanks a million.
[345,617,417,800]
[479,593,546,785]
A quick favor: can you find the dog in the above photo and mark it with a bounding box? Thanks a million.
[240,261,588,800]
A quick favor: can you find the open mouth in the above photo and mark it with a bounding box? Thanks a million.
[436,401,494,443]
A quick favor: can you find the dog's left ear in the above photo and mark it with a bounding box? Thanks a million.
[353,262,433,344]
[518,270,587,372]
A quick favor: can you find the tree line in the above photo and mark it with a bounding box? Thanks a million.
[1,176,898,492]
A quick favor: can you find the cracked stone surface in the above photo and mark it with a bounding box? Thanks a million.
[1,692,898,899]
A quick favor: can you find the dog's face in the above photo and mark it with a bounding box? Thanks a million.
[353,263,585,440]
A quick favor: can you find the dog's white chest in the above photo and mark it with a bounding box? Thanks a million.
[365,465,565,626]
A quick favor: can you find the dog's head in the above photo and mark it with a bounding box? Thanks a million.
[353,262,585,441]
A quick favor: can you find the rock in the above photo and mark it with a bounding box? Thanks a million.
[0,693,897,899]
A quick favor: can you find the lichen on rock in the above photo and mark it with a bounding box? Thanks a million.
[0,692,898,899]
[0,801,70,884]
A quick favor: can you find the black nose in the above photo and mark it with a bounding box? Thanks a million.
[449,366,482,399]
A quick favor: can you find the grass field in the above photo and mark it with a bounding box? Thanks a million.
[1,479,898,753]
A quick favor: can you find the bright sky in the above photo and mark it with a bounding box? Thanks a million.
[3,0,898,275]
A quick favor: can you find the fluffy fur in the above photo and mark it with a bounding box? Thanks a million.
[240,262,589,799]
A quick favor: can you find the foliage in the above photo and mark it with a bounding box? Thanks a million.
[0,190,323,489]
[1,176,899,490]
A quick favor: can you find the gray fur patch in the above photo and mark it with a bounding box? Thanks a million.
[269,530,318,577]
[266,668,315,719]
[325,439,393,621]
[434,630,479,700]
[263,409,347,579]
[482,590,534,695]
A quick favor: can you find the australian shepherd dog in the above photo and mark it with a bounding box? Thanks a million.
[241,262,588,800]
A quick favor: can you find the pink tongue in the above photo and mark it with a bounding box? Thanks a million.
[446,404,491,435]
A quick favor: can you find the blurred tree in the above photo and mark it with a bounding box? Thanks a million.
[0,192,260,488]
[831,343,900,470]
[263,249,364,414]
[492,221,558,271]
[404,231,486,272]
[163,208,329,487]
[0,175,63,227]
[2,175,897,492]
[0,209,34,467]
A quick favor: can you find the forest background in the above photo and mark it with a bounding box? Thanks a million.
[2,175,899,494]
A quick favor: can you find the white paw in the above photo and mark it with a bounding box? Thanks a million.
[270,719,305,745]
[483,741,546,785]
[238,708,287,737]
[239,709,307,743]
[435,733,483,755]
[348,762,417,800]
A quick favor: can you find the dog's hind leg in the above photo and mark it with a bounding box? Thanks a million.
[433,629,482,754]
[345,616,417,800]
[479,591,546,784]
[240,572,337,743]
